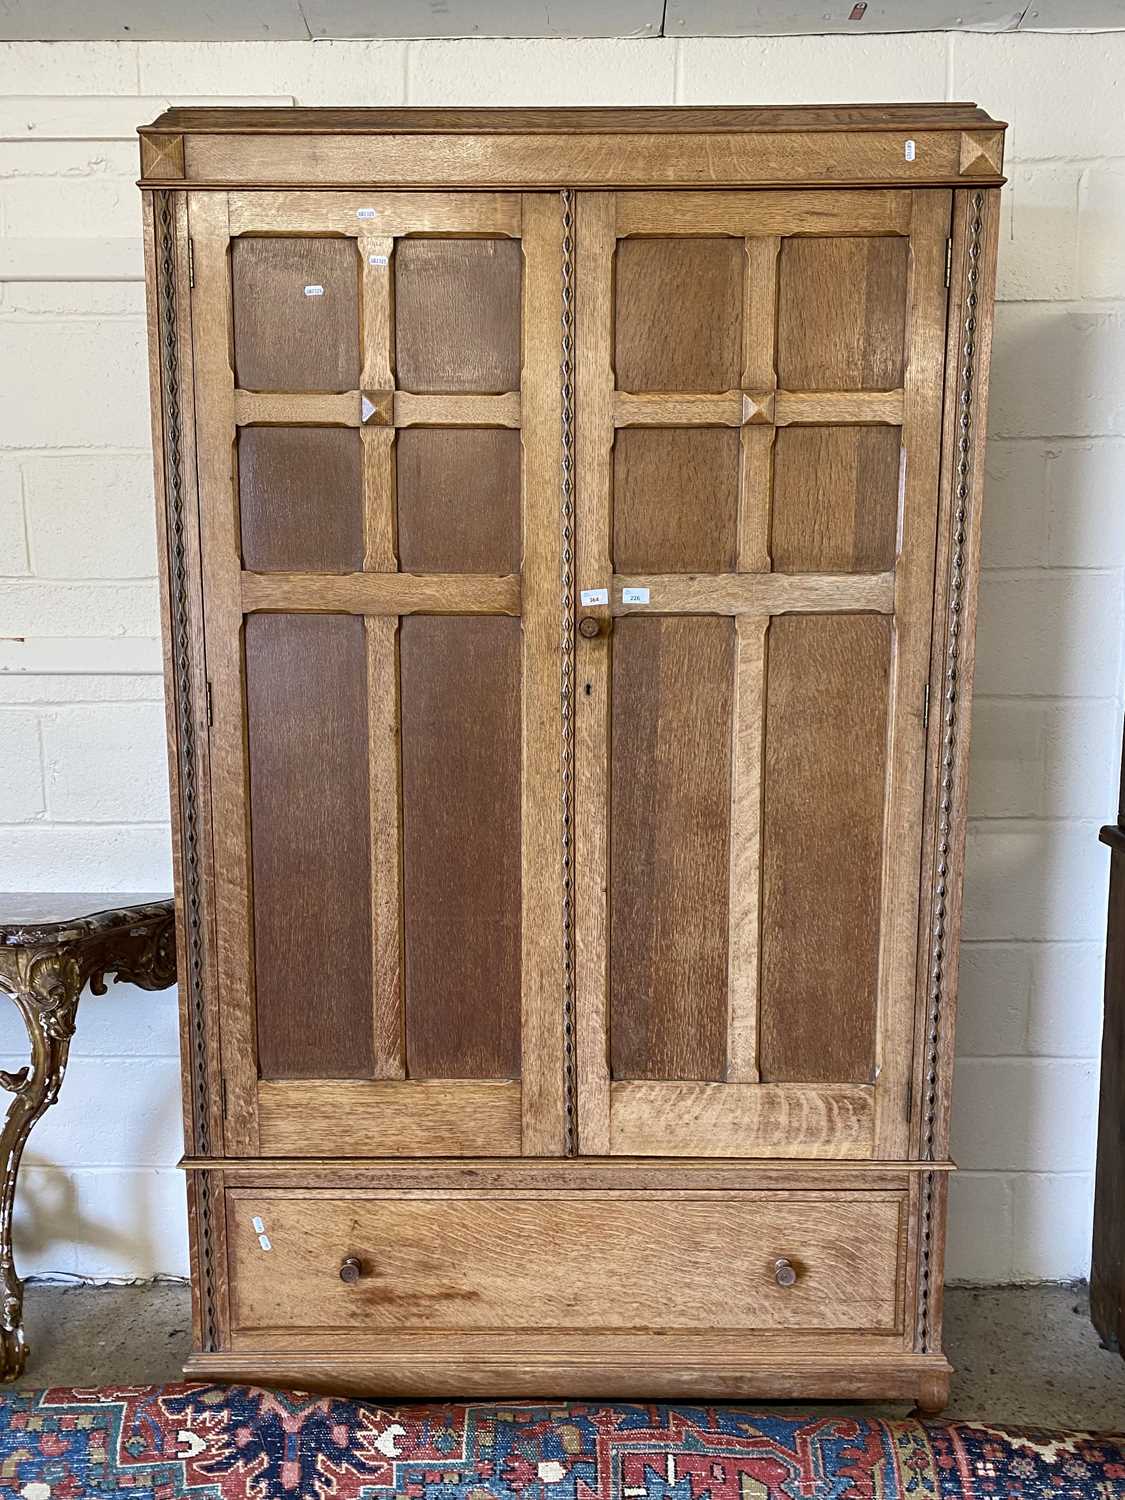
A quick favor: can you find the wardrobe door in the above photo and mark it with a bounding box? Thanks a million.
[575,189,951,1160]
[190,190,568,1157]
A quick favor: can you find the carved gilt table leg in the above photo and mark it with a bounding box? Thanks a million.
[0,899,175,1381]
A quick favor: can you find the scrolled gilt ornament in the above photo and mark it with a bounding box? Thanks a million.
[17,952,83,1044]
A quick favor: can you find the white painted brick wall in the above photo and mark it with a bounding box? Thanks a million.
[0,32,1122,1284]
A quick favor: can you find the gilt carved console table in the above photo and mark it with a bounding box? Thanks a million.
[0,895,175,1380]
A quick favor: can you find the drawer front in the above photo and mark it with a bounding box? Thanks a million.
[227,1191,905,1335]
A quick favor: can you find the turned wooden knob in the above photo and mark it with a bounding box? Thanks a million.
[339,1255,362,1284]
[578,616,601,639]
[774,1257,798,1288]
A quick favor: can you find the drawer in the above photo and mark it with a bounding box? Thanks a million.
[227,1190,905,1336]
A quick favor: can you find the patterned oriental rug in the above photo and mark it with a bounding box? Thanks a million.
[1,1386,1123,1499]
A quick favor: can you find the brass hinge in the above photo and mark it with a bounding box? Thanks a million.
[188,237,195,290]
[922,681,930,732]
[944,236,952,288]
[205,681,214,727]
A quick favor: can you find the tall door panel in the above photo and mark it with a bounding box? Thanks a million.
[575,188,951,1160]
[191,190,567,1158]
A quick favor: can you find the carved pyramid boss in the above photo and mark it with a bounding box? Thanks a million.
[140,104,1004,1407]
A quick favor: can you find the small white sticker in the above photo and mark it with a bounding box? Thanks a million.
[904,138,916,162]
[368,253,389,267]
[251,1216,265,1234]
[622,587,650,605]
[304,284,325,297]
[580,587,609,607]
[356,207,378,220]
[257,1233,272,1252]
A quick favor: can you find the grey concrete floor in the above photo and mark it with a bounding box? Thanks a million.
[6,1281,1125,1431]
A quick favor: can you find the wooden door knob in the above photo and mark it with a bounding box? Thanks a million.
[774,1257,798,1288]
[578,617,602,639]
[339,1255,363,1284]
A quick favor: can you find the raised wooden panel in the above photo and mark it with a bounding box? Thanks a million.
[395,239,521,395]
[231,237,359,392]
[609,1082,875,1159]
[776,237,908,392]
[614,237,742,393]
[613,428,739,574]
[258,1081,522,1157]
[239,427,362,573]
[610,616,734,1082]
[397,428,521,573]
[400,616,522,1081]
[245,613,373,1080]
[771,426,902,574]
[759,614,891,1084]
[227,1191,903,1333]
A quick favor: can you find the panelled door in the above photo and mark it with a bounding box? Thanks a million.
[190,189,568,1158]
[573,189,951,1161]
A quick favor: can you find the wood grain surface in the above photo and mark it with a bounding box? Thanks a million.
[257,1079,522,1157]
[613,428,739,574]
[399,616,522,1081]
[396,428,521,573]
[241,570,520,616]
[395,239,521,394]
[777,237,908,392]
[771,426,902,573]
[759,614,891,1084]
[614,237,742,392]
[610,616,734,1082]
[175,129,999,192]
[238,426,362,573]
[608,1080,877,1158]
[231,237,359,392]
[226,1190,902,1332]
[245,612,373,1080]
[616,188,913,236]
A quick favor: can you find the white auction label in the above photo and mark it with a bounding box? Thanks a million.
[621,587,650,604]
[356,207,378,219]
[904,139,916,161]
[303,284,325,296]
[368,253,389,267]
[580,588,609,606]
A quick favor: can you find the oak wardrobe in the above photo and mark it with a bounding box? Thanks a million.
[139,104,1005,1408]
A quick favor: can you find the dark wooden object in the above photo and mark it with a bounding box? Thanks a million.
[1093,757,1125,1356]
[0,894,175,1380]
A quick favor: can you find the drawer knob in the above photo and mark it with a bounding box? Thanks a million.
[339,1255,363,1284]
[578,616,602,640]
[774,1257,798,1288]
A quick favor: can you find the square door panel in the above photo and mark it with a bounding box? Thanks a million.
[777,237,908,391]
[613,427,739,573]
[396,428,521,573]
[615,237,743,392]
[239,427,362,573]
[771,425,901,573]
[231,237,359,392]
[395,240,521,394]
